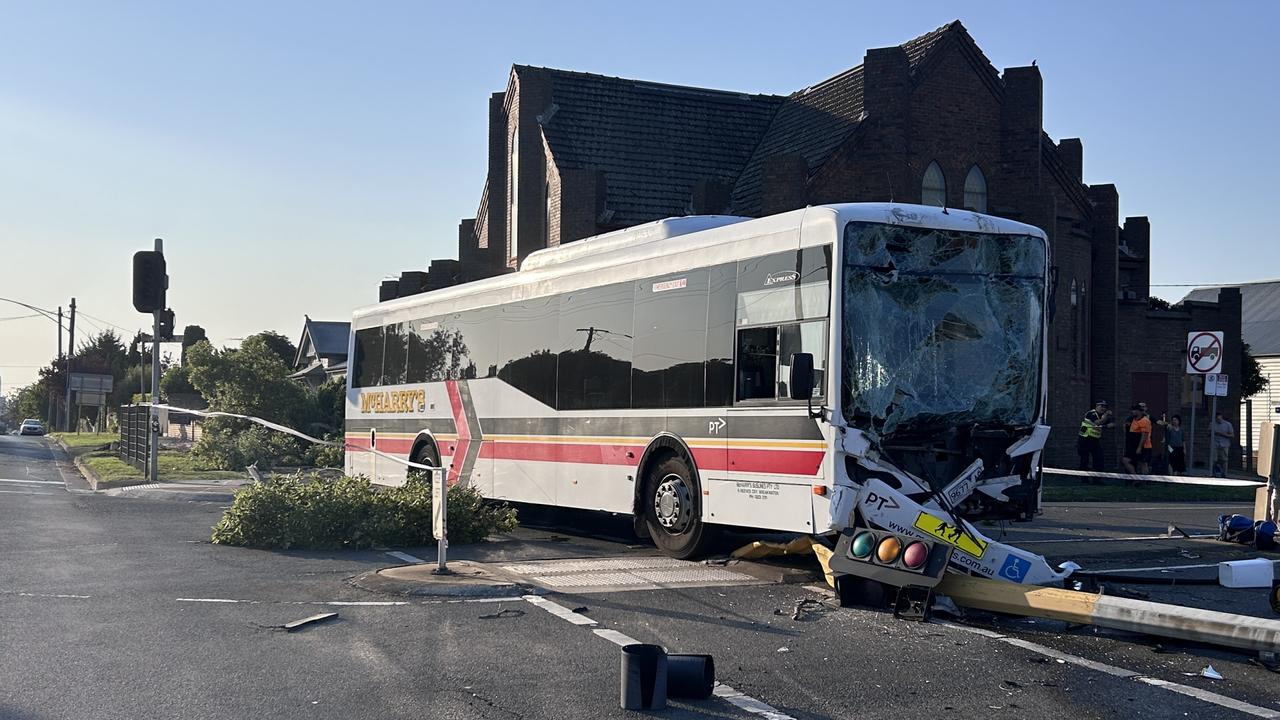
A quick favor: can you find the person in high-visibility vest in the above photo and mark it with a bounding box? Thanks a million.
[1077,400,1113,478]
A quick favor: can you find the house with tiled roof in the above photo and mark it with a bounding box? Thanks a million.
[382,20,1242,468]
[290,317,350,389]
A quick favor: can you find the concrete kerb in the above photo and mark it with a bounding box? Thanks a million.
[351,560,538,599]
[72,454,104,491]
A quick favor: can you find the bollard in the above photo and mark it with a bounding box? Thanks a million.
[666,654,715,699]
[620,644,667,710]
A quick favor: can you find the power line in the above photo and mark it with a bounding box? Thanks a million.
[0,313,43,322]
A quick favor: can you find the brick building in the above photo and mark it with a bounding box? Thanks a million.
[396,20,1240,467]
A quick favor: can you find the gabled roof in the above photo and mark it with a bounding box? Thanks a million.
[294,318,351,368]
[728,21,998,215]
[1183,280,1280,355]
[526,66,784,227]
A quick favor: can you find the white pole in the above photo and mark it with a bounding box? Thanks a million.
[433,467,449,574]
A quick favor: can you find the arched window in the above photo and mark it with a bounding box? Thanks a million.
[963,165,988,213]
[921,161,946,207]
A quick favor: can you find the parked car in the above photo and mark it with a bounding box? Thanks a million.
[19,419,45,436]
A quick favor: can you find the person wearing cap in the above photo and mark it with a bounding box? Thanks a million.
[1122,403,1153,476]
[1077,400,1113,477]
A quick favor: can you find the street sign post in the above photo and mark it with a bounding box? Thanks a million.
[432,469,450,575]
[1205,373,1229,397]
[1187,331,1226,474]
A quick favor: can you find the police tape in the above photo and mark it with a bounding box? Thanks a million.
[145,403,442,472]
[1043,467,1265,487]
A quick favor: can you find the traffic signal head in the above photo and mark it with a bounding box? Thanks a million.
[158,309,175,340]
[132,250,167,313]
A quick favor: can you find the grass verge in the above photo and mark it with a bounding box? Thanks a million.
[51,432,117,451]
[80,450,246,489]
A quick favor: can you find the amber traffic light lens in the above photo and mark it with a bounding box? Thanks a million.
[875,536,902,563]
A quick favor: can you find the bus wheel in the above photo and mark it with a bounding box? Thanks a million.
[644,455,714,559]
[411,442,441,484]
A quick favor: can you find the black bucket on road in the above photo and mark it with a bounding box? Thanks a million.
[667,653,715,699]
[620,643,667,710]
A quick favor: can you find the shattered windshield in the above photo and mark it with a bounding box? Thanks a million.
[841,221,1046,436]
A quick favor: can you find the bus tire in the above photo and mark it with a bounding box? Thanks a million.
[643,454,715,559]
[411,440,441,484]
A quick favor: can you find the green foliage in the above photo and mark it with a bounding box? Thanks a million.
[210,475,517,550]
[1242,341,1269,399]
[304,438,345,468]
[185,338,311,425]
[160,364,199,398]
[245,331,297,367]
[3,383,45,426]
[193,419,306,471]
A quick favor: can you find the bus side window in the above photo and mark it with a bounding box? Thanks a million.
[736,326,778,400]
[777,321,826,399]
[353,327,385,388]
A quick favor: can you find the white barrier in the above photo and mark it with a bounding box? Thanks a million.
[1043,467,1264,488]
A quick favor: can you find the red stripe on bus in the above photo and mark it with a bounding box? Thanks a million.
[444,381,470,485]
[346,437,823,476]
[479,441,823,476]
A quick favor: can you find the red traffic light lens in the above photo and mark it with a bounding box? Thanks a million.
[851,531,875,558]
[902,542,929,569]
[875,536,902,564]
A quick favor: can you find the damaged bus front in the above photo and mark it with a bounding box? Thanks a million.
[821,210,1073,586]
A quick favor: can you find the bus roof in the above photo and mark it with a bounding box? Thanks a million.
[354,203,1045,323]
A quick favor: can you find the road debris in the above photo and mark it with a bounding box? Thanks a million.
[776,647,790,653]
[1196,665,1223,680]
[1166,524,1190,538]
[478,607,525,620]
[283,612,338,632]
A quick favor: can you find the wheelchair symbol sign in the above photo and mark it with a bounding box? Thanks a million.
[999,555,1032,583]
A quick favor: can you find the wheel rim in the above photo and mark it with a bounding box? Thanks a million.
[653,473,694,534]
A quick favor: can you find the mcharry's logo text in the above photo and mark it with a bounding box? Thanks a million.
[360,389,426,414]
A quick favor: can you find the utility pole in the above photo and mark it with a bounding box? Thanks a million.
[64,299,76,431]
[56,306,63,430]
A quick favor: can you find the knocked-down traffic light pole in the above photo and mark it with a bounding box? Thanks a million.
[132,239,169,485]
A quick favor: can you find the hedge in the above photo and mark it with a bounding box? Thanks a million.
[210,474,517,550]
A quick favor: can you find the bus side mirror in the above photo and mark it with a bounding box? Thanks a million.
[789,353,815,401]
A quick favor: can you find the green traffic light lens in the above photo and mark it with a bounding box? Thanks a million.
[851,531,875,558]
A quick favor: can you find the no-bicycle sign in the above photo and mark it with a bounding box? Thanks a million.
[1186,331,1224,374]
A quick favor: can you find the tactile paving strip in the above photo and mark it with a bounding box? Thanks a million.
[500,556,765,593]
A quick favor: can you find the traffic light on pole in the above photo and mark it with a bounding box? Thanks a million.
[158,309,175,340]
[132,251,167,313]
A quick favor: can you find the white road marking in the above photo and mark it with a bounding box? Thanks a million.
[13,592,92,599]
[0,489,55,495]
[713,684,798,720]
[944,622,1280,718]
[1016,533,1215,544]
[522,595,597,625]
[385,551,426,564]
[0,478,63,485]
[592,628,640,646]
[1137,677,1280,719]
[527,594,795,719]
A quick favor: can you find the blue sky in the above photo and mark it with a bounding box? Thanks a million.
[2,1,1277,388]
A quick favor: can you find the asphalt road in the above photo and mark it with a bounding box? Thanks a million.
[2,433,1277,720]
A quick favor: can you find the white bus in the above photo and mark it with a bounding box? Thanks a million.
[346,203,1052,561]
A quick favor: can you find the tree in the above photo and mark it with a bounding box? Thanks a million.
[245,331,297,368]
[1242,341,1269,399]
[181,325,207,363]
[185,338,310,425]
